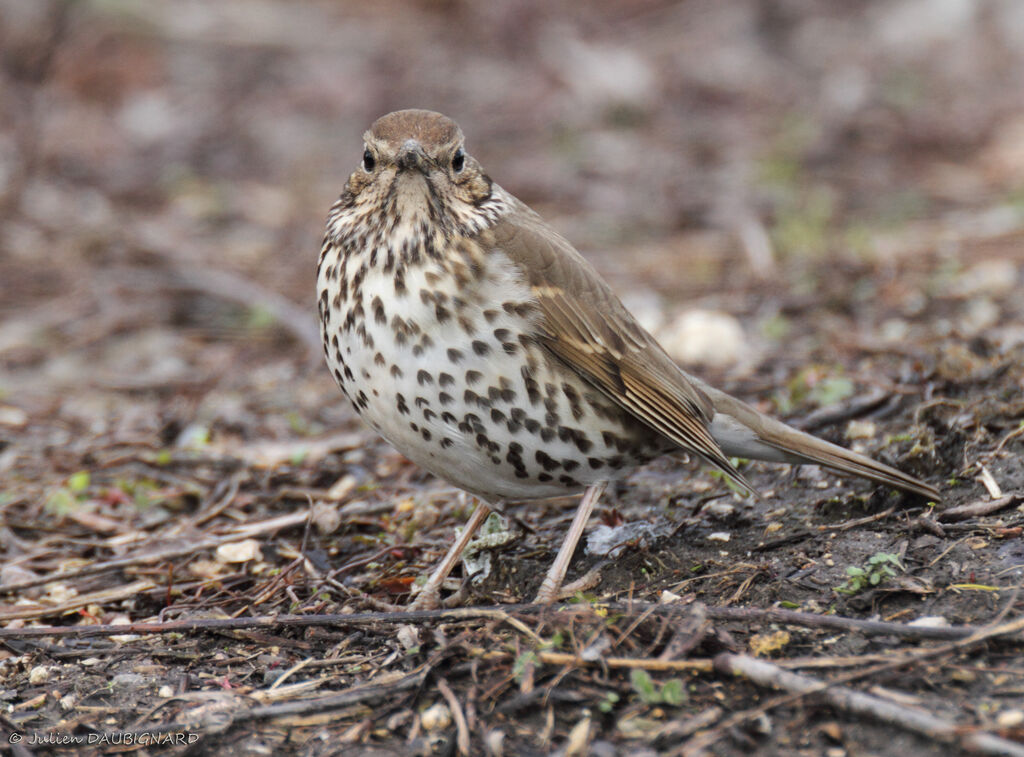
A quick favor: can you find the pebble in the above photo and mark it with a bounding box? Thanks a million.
[420,702,451,731]
[659,310,746,368]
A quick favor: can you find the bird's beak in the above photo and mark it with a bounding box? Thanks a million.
[396,139,428,172]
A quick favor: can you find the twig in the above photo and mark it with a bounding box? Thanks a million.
[0,511,319,596]
[702,653,1024,757]
[795,386,892,432]
[436,678,470,756]
[0,580,156,623]
[978,465,1004,499]
[826,506,895,531]
[535,651,712,673]
[1,603,1015,643]
[938,492,1023,523]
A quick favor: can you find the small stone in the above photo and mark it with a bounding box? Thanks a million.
[420,702,451,732]
[659,310,746,368]
[707,532,730,542]
[158,685,174,698]
[326,474,357,501]
[216,539,262,563]
[311,502,341,534]
[396,624,420,651]
[485,729,505,757]
[997,710,1024,728]
[845,420,877,440]
[952,259,1018,297]
[659,590,684,604]
[908,616,949,628]
[28,666,49,684]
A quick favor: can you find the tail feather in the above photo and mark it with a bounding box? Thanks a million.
[700,382,941,502]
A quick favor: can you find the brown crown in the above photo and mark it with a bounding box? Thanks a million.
[368,110,463,149]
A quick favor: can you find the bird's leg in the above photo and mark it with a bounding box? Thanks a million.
[533,482,607,604]
[410,500,492,610]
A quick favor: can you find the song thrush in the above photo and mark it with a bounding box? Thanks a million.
[317,109,940,609]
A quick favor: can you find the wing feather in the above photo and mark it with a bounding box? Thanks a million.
[484,205,755,493]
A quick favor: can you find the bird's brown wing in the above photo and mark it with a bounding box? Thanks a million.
[484,206,754,493]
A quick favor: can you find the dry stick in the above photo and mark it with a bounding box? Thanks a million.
[1,603,1018,642]
[0,538,222,595]
[0,508,315,597]
[0,580,157,623]
[938,492,1023,523]
[706,653,1024,757]
[683,609,1024,755]
[436,678,471,757]
[93,668,430,743]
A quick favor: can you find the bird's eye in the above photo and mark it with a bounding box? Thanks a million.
[362,149,376,172]
[451,148,465,173]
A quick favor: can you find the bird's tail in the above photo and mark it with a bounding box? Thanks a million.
[699,382,940,501]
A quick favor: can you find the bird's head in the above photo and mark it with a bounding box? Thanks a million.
[341,109,495,234]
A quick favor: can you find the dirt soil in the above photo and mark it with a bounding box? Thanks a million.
[1,2,1024,755]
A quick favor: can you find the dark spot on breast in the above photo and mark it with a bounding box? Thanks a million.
[396,393,409,415]
[441,411,457,424]
[472,340,490,356]
[421,428,432,441]
[374,352,386,367]
[439,372,455,387]
[440,437,454,449]
[447,348,464,364]
[391,364,403,378]
[483,309,499,323]
[415,396,430,408]
[588,457,605,469]
[417,370,433,386]
[561,459,580,472]
[465,370,482,384]
[558,475,580,487]
[372,296,386,325]
[435,304,451,323]
[490,408,506,424]
[493,328,510,341]
[439,392,454,405]
[535,450,560,472]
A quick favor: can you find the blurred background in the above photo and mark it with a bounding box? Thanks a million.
[1,0,1023,497]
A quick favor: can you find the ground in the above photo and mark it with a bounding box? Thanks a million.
[1,1,1024,755]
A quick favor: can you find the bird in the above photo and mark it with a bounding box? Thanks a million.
[316,109,940,609]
